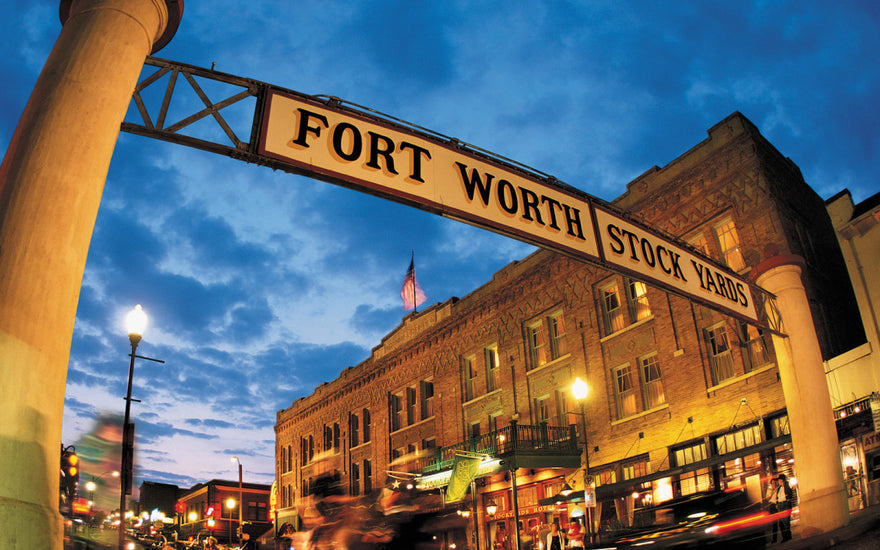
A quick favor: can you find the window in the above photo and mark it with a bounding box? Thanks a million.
[364,460,372,493]
[486,345,501,392]
[421,380,435,420]
[626,279,651,322]
[280,447,286,474]
[363,409,371,442]
[391,392,404,431]
[302,435,314,463]
[690,232,710,256]
[601,282,626,334]
[464,354,477,401]
[672,441,707,467]
[679,468,711,496]
[351,463,360,496]
[488,413,501,434]
[287,444,292,472]
[324,425,333,452]
[422,437,437,451]
[535,395,551,424]
[613,363,638,418]
[740,322,770,371]
[333,423,340,451]
[469,421,481,439]
[769,414,790,438]
[549,311,567,357]
[350,413,359,447]
[714,218,746,272]
[526,320,548,368]
[526,310,568,368]
[622,457,649,481]
[714,424,763,455]
[705,324,735,384]
[639,352,666,409]
[406,387,417,425]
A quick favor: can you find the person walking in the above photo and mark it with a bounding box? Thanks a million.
[546,521,566,550]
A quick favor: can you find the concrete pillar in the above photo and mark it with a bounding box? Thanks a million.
[754,255,848,537]
[0,1,180,548]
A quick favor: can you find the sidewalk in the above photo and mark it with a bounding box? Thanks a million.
[780,507,880,549]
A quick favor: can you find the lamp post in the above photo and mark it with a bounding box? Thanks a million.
[232,456,243,544]
[118,305,146,550]
[117,305,164,550]
[572,377,594,545]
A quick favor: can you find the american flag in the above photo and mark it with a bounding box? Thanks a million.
[401,255,426,311]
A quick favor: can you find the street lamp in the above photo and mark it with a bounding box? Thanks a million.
[232,456,243,544]
[572,377,594,545]
[226,497,237,544]
[485,498,498,516]
[118,305,164,550]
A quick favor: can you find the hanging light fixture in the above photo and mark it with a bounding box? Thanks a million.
[486,498,498,515]
[560,482,574,497]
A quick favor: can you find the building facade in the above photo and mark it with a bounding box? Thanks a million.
[275,112,866,548]
[175,479,271,545]
[826,189,880,508]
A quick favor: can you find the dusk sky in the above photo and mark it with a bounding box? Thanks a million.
[2,1,878,493]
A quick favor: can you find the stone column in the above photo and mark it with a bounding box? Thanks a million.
[0,2,180,548]
[754,255,848,537]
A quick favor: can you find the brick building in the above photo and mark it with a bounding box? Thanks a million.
[175,479,271,545]
[274,112,865,548]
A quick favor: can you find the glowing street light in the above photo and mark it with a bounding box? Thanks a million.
[572,377,594,545]
[226,498,237,543]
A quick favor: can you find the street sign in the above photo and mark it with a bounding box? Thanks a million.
[257,89,758,323]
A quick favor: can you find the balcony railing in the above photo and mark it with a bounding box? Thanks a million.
[414,422,579,474]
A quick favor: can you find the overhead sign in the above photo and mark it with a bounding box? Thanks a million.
[258,90,600,262]
[593,208,758,322]
[256,89,758,323]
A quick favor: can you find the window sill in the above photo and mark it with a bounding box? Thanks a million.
[611,402,669,426]
[600,315,655,344]
[707,363,776,393]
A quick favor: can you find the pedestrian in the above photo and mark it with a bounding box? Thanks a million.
[567,517,584,548]
[518,521,534,550]
[765,476,782,543]
[240,531,258,550]
[546,520,566,550]
[204,536,218,549]
[777,474,794,542]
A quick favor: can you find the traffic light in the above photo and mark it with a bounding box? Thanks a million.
[60,446,80,502]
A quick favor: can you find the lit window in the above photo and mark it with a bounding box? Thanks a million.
[714,218,746,271]
[614,363,638,418]
[464,354,477,401]
[705,323,735,384]
[548,311,567,357]
[672,441,707,467]
[639,353,665,409]
[526,320,547,367]
[601,282,626,334]
[740,322,770,371]
[627,279,651,322]
[485,345,501,391]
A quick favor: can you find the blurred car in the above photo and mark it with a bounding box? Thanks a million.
[611,488,771,549]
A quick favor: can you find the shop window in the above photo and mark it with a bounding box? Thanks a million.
[714,217,746,272]
[486,344,501,392]
[679,467,711,496]
[627,279,651,322]
[517,485,538,507]
[705,323,735,384]
[639,352,666,409]
[740,322,771,371]
[464,354,477,401]
[601,281,626,334]
[714,424,763,455]
[613,363,638,418]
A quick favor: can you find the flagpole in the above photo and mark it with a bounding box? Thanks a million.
[411,250,418,313]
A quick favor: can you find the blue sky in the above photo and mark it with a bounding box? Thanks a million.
[2,1,878,492]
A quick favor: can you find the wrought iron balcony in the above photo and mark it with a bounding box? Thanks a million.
[414,421,582,475]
